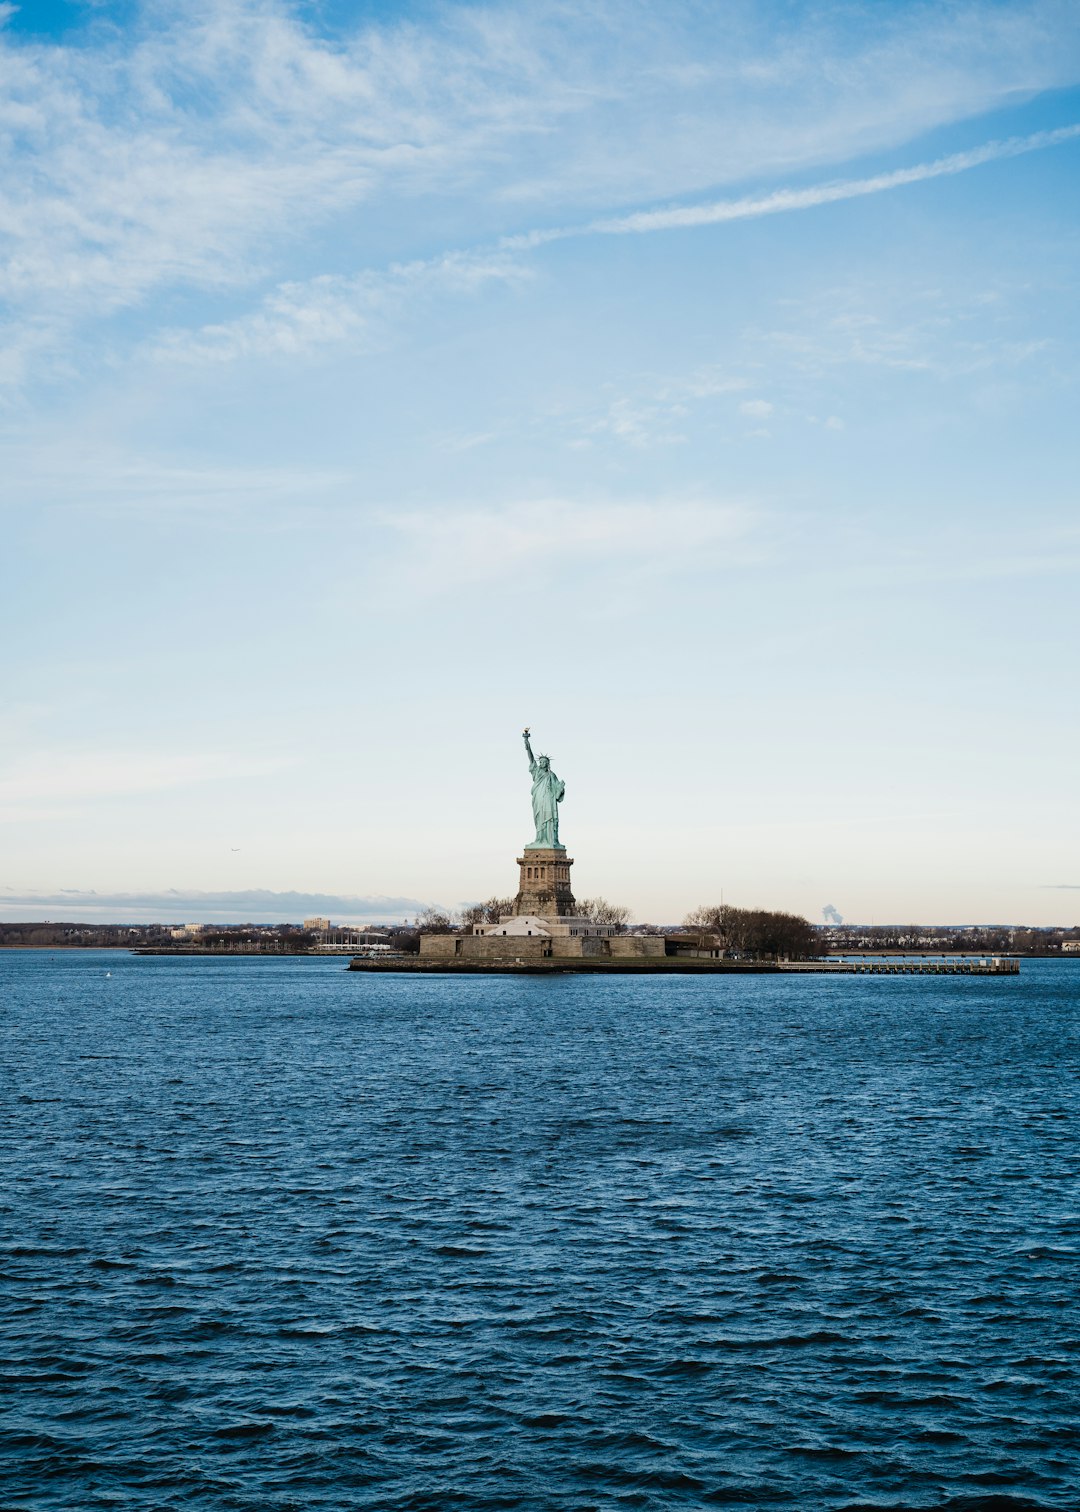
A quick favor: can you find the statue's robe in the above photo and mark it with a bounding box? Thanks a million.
[530,763,565,847]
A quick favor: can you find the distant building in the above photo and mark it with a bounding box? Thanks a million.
[304,916,331,932]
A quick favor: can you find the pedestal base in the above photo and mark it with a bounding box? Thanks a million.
[513,847,575,918]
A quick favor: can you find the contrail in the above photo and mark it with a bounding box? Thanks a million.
[170,122,1080,367]
[504,123,1080,250]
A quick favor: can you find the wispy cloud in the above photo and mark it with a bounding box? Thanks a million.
[753,282,1058,382]
[3,1,1080,382]
[509,123,1080,246]
[0,751,289,817]
[382,496,757,592]
[583,397,689,449]
[0,445,351,516]
[152,121,1080,372]
[0,1,562,313]
[153,250,529,364]
[566,367,752,448]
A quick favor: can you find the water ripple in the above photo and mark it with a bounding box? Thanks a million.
[1,951,1077,1509]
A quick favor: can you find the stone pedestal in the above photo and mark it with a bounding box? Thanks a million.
[513,848,576,918]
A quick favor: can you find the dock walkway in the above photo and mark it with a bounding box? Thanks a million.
[792,956,1022,976]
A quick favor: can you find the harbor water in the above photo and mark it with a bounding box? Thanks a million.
[1,951,1077,1510]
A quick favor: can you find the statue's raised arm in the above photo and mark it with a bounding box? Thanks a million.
[523,727,537,775]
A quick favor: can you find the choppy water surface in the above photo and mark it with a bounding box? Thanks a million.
[1,952,1077,1511]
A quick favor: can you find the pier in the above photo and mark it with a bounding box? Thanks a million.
[801,955,1021,976]
[349,954,1021,977]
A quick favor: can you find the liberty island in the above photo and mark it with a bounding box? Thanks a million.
[349,729,1020,976]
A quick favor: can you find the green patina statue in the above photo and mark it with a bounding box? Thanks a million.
[522,728,565,849]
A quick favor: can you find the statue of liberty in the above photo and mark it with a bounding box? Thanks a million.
[522,728,565,848]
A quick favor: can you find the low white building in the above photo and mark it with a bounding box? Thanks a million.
[475,913,618,939]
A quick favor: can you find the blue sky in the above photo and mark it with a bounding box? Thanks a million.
[2,0,1079,925]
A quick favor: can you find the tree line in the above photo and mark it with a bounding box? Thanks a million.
[682,904,820,960]
[394,896,633,951]
[416,896,631,933]
[823,923,1078,954]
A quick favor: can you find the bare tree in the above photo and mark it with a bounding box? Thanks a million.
[684,904,723,934]
[683,904,820,960]
[578,897,632,932]
[415,907,458,934]
[459,896,514,929]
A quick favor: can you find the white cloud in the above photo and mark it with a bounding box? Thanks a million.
[493,2,1080,208]
[0,0,578,358]
[550,364,751,450]
[3,0,1080,383]
[154,250,529,364]
[142,122,1080,371]
[668,370,750,401]
[511,122,1080,248]
[739,398,774,418]
[381,496,756,591]
[437,430,498,453]
[753,281,1056,381]
[0,445,348,515]
[586,397,688,448]
[0,750,289,815]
